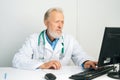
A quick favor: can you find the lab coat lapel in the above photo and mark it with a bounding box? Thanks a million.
[45,40,53,52]
[43,31,53,52]
[54,36,63,53]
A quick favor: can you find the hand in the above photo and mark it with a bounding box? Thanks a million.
[39,60,61,70]
[83,60,98,69]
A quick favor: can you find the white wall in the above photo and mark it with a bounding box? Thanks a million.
[1,0,120,67]
[77,0,120,60]
[0,0,77,67]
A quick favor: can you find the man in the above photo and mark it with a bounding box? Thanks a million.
[12,7,97,70]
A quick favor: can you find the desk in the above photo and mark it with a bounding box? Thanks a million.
[0,66,115,80]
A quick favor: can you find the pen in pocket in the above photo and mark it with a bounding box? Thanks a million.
[4,73,7,80]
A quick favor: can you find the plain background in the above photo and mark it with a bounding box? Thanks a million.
[0,0,120,67]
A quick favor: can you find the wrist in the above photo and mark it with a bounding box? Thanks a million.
[82,60,89,68]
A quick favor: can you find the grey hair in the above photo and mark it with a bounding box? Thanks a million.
[44,7,63,21]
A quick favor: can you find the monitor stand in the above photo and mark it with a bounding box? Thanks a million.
[107,63,120,79]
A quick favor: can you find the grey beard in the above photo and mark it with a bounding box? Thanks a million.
[48,30,62,38]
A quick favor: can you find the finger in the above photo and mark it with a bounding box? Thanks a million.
[90,62,97,69]
[40,62,52,69]
[50,64,57,69]
[94,61,98,66]
[53,62,61,69]
[52,60,61,69]
[47,62,57,69]
[47,61,58,69]
[44,61,56,69]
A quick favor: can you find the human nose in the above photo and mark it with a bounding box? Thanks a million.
[58,22,63,29]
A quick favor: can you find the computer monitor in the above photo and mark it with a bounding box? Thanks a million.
[98,27,120,79]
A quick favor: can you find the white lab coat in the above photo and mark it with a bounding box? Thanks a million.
[12,31,93,70]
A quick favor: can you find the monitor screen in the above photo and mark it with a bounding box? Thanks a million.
[98,27,120,67]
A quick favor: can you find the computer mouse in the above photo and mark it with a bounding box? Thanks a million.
[44,73,56,80]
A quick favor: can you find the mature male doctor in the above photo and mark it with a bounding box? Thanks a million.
[12,7,97,70]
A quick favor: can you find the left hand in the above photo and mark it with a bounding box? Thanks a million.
[39,60,61,70]
[83,60,98,69]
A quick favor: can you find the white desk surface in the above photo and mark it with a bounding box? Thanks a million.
[0,66,115,80]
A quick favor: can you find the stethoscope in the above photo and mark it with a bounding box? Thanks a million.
[38,30,64,60]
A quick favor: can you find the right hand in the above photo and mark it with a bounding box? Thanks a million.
[39,60,61,70]
[83,60,98,70]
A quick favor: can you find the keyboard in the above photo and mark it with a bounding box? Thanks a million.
[69,66,115,80]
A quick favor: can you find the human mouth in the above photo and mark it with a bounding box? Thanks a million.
[57,30,62,32]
